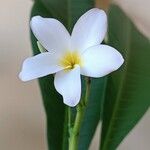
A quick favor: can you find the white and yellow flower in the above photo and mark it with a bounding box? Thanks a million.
[19,8,124,107]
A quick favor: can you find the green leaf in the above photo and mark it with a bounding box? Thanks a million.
[31,0,105,149]
[31,1,66,150]
[38,0,94,31]
[100,5,150,150]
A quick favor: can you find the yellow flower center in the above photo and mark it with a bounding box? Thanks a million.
[60,51,82,70]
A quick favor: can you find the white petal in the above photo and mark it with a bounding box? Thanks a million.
[19,52,63,81]
[71,8,107,53]
[31,16,70,55]
[81,45,124,77]
[54,65,81,107]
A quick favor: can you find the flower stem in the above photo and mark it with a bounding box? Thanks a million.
[68,77,91,150]
[68,106,72,136]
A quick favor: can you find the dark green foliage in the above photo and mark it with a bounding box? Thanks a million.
[31,1,66,149]
[100,5,150,150]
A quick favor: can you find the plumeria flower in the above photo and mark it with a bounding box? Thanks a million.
[19,8,124,107]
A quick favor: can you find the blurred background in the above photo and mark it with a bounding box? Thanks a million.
[0,0,149,150]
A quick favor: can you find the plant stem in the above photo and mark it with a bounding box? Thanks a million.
[68,77,91,150]
[68,106,72,138]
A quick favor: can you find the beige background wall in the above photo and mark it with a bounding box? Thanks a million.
[0,0,149,150]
